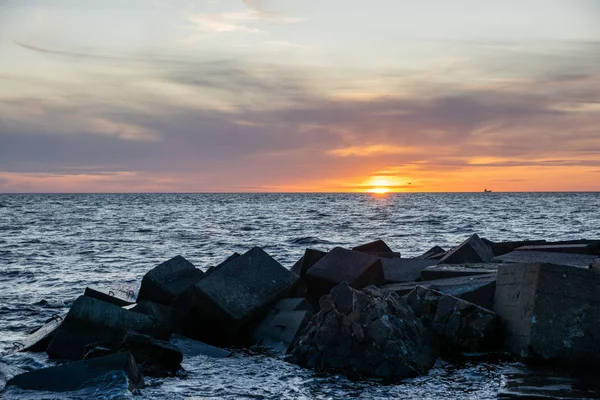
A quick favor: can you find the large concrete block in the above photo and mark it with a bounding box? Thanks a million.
[177,247,297,342]
[137,255,204,306]
[493,251,597,268]
[353,240,400,258]
[19,315,63,352]
[515,244,598,255]
[494,263,600,365]
[381,274,496,310]
[116,331,182,377]
[47,296,166,360]
[306,247,384,305]
[483,239,547,257]
[415,246,446,260]
[129,300,185,334]
[84,287,136,307]
[6,352,144,392]
[290,249,327,277]
[440,234,493,264]
[420,263,500,281]
[254,310,311,353]
[381,258,439,283]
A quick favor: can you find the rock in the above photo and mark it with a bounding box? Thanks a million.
[440,234,493,264]
[47,296,167,360]
[137,255,204,306]
[174,247,297,344]
[129,300,185,334]
[420,263,500,281]
[290,249,327,277]
[405,286,502,354]
[254,310,311,353]
[6,352,144,392]
[116,331,182,377]
[169,334,231,358]
[290,282,436,381]
[415,246,446,260]
[306,247,384,306]
[353,240,400,258]
[381,258,439,283]
[494,262,600,365]
[269,298,313,313]
[515,244,598,255]
[483,239,547,257]
[380,274,496,310]
[18,315,63,352]
[493,251,597,268]
[84,287,136,307]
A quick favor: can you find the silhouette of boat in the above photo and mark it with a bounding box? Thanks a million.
[484,189,492,193]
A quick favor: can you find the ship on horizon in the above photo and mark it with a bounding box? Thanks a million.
[484,188,492,193]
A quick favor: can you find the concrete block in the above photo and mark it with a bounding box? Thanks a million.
[353,239,393,253]
[381,258,439,283]
[129,300,185,334]
[290,249,327,277]
[137,255,204,306]
[254,310,311,353]
[421,263,500,281]
[19,315,63,352]
[47,296,166,360]
[84,287,136,307]
[6,352,144,392]
[306,247,384,305]
[177,247,297,342]
[515,244,598,255]
[494,263,600,365]
[483,239,547,257]
[415,246,446,260]
[169,334,231,358]
[116,331,182,377]
[493,251,597,268]
[381,274,496,310]
[440,234,493,264]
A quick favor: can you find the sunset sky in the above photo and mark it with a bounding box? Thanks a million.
[1,0,599,192]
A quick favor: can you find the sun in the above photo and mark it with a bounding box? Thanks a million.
[367,187,390,194]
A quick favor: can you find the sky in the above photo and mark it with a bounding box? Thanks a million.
[0,0,599,192]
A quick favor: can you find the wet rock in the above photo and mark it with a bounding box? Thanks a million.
[406,286,502,354]
[169,334,231,358]
[175,247,297,344]
[254,310,312,353]
[440,234,493,264]
[47,296,167,360]
[117,331,182,377]
[18,314,63,352]
[0,363,24,389]
[380,274,497,310]
[493,251,597,268]
[494,262,600,365]
[84,287,136,307]
[420,263,500,281]
[483,239,547,257]
[290,282,436,381]
[6,352,144,392]
[137,255,204,306]
[590,258,600,270]
[306,247,384,306]
[353,240,401,258]
[515,243,598,255]
[290,249,327,277]
[415,246,446,260]
[381,258,439,283]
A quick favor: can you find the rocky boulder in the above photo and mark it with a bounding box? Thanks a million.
[289,282,436,381]
[406,286,502,354]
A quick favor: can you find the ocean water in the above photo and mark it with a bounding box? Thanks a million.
[0,192,599,399]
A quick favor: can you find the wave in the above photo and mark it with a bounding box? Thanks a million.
[288,236,332,246]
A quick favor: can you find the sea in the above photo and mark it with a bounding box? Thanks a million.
[0,192,599,399]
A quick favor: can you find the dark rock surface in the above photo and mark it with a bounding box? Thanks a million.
[440,234,493,264]
[169,334,231,358]
[352,239,393,254]
[6,352,144,392]
[254,310,311,353]
[406,286,502,353]
[380,274,497,310]
[306,247,384,306]
[483,239,547,257]
[84,287,136,307]
[493,250,597,268]
[515,243,598,255]
[116,331,182,376]
[47,296,166,360]
[129,300,185,334]
[290,282,436,381]
[137,255,204,306]
[381,258,439,283]
[415,246,446,260]
[420,263,500,281]
[290,249,327,277]
[175,247,297,343]
[494,262,600,365]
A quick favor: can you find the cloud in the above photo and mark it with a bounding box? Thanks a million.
[189,13,261,33]
[328,145,418,157]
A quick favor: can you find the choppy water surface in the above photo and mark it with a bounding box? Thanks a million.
[1,193,599,399]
